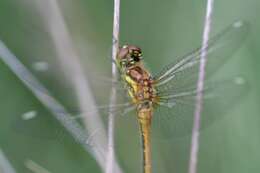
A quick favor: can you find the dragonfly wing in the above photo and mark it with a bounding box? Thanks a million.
[12,109,74,141]
[8,54,133,143]
[151,76,249,139]
[11,101,135,143]
[153,21,249,94]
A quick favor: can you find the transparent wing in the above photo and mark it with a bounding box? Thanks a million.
[11,101,135,143]
[150,21,249,139]
[0,37,134,144]
[152,76,249,139]
[55,22,249,141]
[8,63,135,144]
[153,21,249,95]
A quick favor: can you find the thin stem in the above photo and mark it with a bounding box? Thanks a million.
[0,40,97,161]
[106,0,121,173]
[0,149,17,173]
[188,1,214,173]
[33,0,109,171]
[24,160,52,173]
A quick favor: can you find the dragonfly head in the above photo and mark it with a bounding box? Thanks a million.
[117,45,143,69]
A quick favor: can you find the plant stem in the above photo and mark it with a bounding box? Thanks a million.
[106,0,121,173]
[0,149,17,173]
[188,1,215,173]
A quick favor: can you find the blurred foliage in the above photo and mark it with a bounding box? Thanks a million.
[0,0,260,173]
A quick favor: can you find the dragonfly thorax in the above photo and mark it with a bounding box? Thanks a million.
[124,66,158,105]
[116,45,159,105]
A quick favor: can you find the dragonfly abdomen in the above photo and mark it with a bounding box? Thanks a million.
[137,102,153,173]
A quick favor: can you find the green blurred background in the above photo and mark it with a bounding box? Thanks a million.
[0,0,259,173]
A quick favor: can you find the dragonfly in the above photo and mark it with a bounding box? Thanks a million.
[7,21,249,173]
[111,21,248,173]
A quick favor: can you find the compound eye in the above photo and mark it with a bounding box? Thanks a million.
[132,52,141,61]
[133,50,141,56]
[132,56,140,62]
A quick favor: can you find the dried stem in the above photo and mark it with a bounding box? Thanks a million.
[105,0,121,173]
[0,40,97,162]
[188,1,215,173]
[32,0,108,170]
[24,160,52,173]
[0,149,17,173]
[18,0,122,172]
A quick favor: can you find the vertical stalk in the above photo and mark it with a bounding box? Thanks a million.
[106,0,121,173]
[188,1,215,173]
